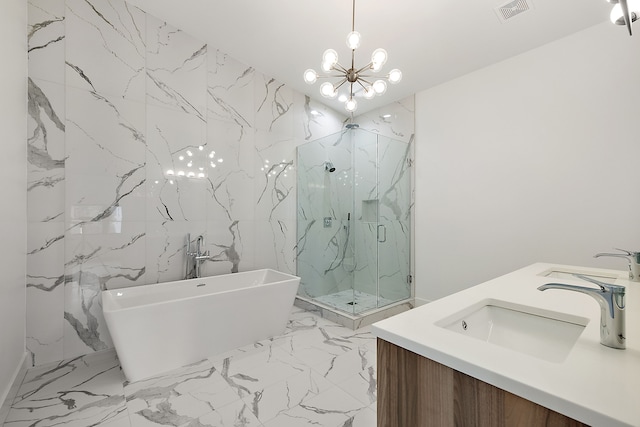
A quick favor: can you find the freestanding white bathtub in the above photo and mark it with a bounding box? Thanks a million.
[102,269,300,382]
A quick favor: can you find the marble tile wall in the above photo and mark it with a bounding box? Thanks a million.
[26,0,346,367]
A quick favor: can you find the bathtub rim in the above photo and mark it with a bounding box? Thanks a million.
[102,269,300,314]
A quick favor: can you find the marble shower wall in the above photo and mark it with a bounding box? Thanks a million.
[26,0,346,366]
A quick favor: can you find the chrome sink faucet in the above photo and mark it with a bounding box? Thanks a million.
[538,274,626,350]
[185,233,211,279]
[594,248,640,282]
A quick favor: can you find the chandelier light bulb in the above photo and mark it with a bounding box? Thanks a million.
[345,98,358,112]
[338,94,348,103]
[321,61,333,72]
[371,48,388,68]
[372,80,387,95]
[303,69,318,84]
[322,49,339,66]
[320,82,338,98]
[610,0,640,25]
[363,85,376,99]
[388,69,403,84]
[346,31,361,50]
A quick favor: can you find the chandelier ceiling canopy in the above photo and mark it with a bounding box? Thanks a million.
[303,0,402,113]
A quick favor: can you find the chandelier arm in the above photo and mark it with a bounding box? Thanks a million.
[355,79,369,91]
[620,0,633,35]
[316,74,350,79]
[333,78,349,91]
[333,63,349,74]
[358,77,374,86]
[355,62,373,74]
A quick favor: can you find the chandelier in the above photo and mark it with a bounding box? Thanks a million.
[607,0,640,35]
[302,0,402,113]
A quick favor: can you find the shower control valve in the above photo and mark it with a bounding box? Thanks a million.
[323,217,332,228]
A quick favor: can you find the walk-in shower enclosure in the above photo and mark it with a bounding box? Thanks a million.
[296,127,411,315]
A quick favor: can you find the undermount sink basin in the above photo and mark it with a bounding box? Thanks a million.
[435,299,589,363]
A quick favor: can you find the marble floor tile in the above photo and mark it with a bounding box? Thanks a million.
[6,307,381,427]
[5,350,127,427]
[311,345,377,385]
[240,367,333,424]
[261,386,367,427]
[336,367,377,406]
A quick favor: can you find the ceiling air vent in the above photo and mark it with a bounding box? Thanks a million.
[495,0,533,23]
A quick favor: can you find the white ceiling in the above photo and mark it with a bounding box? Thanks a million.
[126,0,613,114]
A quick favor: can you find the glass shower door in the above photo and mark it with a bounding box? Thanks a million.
[375,134,411,308]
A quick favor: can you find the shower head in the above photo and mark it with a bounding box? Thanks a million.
[325,162,336,173]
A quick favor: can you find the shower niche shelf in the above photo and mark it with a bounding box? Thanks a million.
[362,199,379,222]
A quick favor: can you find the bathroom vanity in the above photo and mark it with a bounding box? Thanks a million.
[372,263,640,426]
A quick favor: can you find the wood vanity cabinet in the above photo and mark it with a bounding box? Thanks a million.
[377,338,589,427]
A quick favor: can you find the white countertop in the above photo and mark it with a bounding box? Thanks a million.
[371,263,640,427]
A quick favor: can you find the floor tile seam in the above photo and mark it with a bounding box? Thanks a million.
[333,374,377,407]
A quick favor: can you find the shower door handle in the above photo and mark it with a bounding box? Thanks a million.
[377,224,387,243]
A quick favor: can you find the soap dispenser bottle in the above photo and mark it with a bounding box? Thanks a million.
[595,249,640,282]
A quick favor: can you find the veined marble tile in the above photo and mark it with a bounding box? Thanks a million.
[254,73,294,135]
[66,0,146,101]
[254,130,296,221]
[12,308,380,427]
[253,220,295,275]
[207,49,255,130]
[293,93,347,143]
[354,96,415,144]
[296,219,353,299]
[146,104,208,222]
[189,400,261,427]
[27,222,66,366]
[125,359,237,425]
[63,223,146,358]
[26,284,64,367]
[261,385,366,427]
[377,136,411,221]
[16,350,123,403]
[7,350,127,427]
[348,406,377,427]
[27,78,65,223]
[212,346,308,399]
[200,220,251,276]
[240,367,333,424]
[98,416,132,427]
[310,344,376,385]
[145,220,202,284]
[65,86,146,225]
[146,15,207,119]
[272,325,358,368]
[205,117,256,222]
[28,0,65,84]
[377,220,411,302]
[336,367,377,406]
[283,307,341,335]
